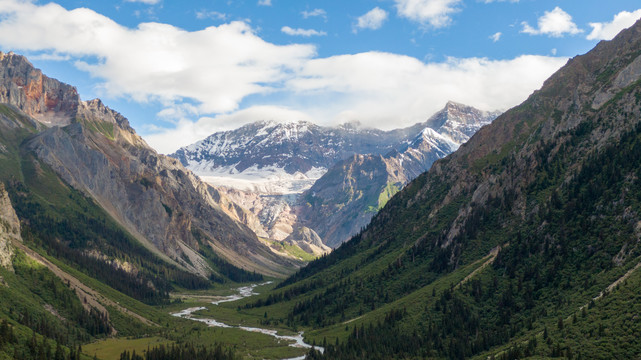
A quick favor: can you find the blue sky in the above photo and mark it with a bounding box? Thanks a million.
[0,0,639,153]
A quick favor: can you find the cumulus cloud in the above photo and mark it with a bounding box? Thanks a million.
[302,8,326,19]
[394,0,461,28]
[281,26,327,37]
[149,53,566,153]
[490,32,502,42]
[587,9,641,41]
[0,0,567,154]
[354,7,388,32]
[144,52,567,153]
[27,52,72,61]
[0,0,315,114]
[521,7,582,37]
[287,53,565,126]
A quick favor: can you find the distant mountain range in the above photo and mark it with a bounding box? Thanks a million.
[171,119,422,176]
[172,102,500,248]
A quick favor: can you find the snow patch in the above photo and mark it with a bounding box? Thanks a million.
[198,166,327,195]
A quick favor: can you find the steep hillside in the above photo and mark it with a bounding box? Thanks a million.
[298,102,498,247]
[241,19,641,359]
[0,52,296,279]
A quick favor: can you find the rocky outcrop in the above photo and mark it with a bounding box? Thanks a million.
[297,154,394,248]
[0,52,296,278]
[212,186,331,257]
[0,183,20,269]
[592,53,641,109]
[0,52,78,127]
[285,226,331,256]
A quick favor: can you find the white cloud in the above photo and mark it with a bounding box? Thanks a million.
[302,8,326,19]
[521,7,582,37]
[281,26,327,37]
[145,53,566,153]
[0,0,567,154]
[587,9,641,41]
[149,53,565,153]
[394,0,461,28]
[0,0,315,114]
[354,7,388,32]
[125,0,161,4]
[286,53,565,129]
[257,0,271,6]
[490,32,501,42]
[195,10,227,21]
[26,52,72,61]
[149,53,564,153]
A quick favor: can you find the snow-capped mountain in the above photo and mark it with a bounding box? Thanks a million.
[170,101,500,249]
[171,120,418,177]
[391,101,500,181]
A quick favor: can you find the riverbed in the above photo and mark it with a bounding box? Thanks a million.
[172,282,324,359]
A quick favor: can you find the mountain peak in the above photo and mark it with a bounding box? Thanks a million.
[444,100,467,109]
[0,51,29,65]
[0,51,79,127]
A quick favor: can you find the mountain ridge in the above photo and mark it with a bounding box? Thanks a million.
[0,51,297,278]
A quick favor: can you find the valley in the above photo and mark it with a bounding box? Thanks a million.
[1,2,641,360]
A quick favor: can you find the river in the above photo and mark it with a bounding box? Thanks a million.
[172,282,324,360]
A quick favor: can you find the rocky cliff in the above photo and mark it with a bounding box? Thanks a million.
[0,183,20,270]
[0,52,296,278]
[0,52,78,127]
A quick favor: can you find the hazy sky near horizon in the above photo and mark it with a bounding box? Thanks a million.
[0,0,639,153]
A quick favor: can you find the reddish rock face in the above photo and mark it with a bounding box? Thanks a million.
[0,52,79,125]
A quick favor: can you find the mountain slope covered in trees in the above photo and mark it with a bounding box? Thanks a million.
[238,18,641,359]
